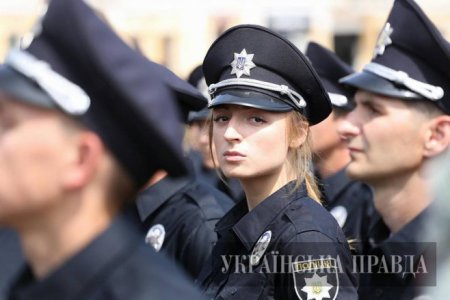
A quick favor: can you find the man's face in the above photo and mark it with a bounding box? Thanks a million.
[310,110,346,158]
[190,119,215,169]
[0,94,76,226]
[337,90,429,184]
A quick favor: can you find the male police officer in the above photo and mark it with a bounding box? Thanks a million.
[306,42,375,249]
[338,0,450,298]
[0,0,206,299]
[0,229,24,300]
[136,88,234,279]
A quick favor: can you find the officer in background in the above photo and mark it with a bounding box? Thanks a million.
[423,151,450,297]
[306,42,375,249]
[186,65,245,203]
[0,0,206,299]
[0,229,24,300]
[338,0,450,298]
[136,78,234,279]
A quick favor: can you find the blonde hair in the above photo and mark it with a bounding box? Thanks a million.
[208,109,321,203]
[286,111,321,203]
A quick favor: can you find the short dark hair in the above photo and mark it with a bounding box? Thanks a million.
[407,98,446,118]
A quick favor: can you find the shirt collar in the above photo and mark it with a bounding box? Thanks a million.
[384,206,430,245]
[216,181,307,251]
[369,207,432,280]
[9,206,142,300]
[136,176,191,221]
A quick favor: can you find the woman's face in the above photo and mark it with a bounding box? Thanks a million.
[212,105,294,181]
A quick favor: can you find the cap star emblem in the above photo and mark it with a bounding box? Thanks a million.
[301,273,333,300]
[230,49,256,78]
[373,22,393,58]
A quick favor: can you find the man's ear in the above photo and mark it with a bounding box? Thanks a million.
[423,115,450,158]
[62,131,105,191]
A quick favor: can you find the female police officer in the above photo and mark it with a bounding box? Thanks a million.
[197,25,357,299]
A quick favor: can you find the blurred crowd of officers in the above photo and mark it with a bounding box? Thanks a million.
[0,0,449,299]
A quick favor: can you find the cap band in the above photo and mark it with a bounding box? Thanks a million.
[363,62,444,101]
[5,49,91,115]
[208,78,306,109]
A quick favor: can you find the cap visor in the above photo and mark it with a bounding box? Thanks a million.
[208,90,293,112]
[188,108,210,123]
[339,70,422,100]
[0,65,55,109]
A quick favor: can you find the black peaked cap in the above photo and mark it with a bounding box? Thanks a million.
[0,0,208,187]
[306,41,355,111]
[340,0,450,114]
[203,24,332,125]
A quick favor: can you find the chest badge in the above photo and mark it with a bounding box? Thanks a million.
[250,230,272,266]
[330,206,348,228]
[230,48,256,78]
[145,224,165,252]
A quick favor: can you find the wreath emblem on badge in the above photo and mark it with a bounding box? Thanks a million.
[292,258,339,300]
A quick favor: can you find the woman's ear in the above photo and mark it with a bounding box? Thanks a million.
[62,131,105,191]
[289,123,308,148]
[423,115,450,158]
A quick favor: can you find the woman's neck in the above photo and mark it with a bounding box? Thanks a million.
[241,164,295,211]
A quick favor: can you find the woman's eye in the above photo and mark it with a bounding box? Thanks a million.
[213,115,229,123]
[250,116,266,124]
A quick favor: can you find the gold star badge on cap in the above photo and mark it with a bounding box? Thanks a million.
[230,49,256,78]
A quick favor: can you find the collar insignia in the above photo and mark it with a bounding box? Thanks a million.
[250,230,271,266]
[145,224,165,252]
[330,206,348,228]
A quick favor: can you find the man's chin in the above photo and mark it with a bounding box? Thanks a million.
[345,163,369,181]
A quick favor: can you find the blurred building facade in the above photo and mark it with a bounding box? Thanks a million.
[1,0,450,79]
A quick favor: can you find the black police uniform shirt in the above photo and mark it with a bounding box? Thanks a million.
[0,229,25,300]
[198,181,358,299]
[8,207,205,300]
[358,207,433,300]
[319,168,376,251]
[136,173,234,279]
